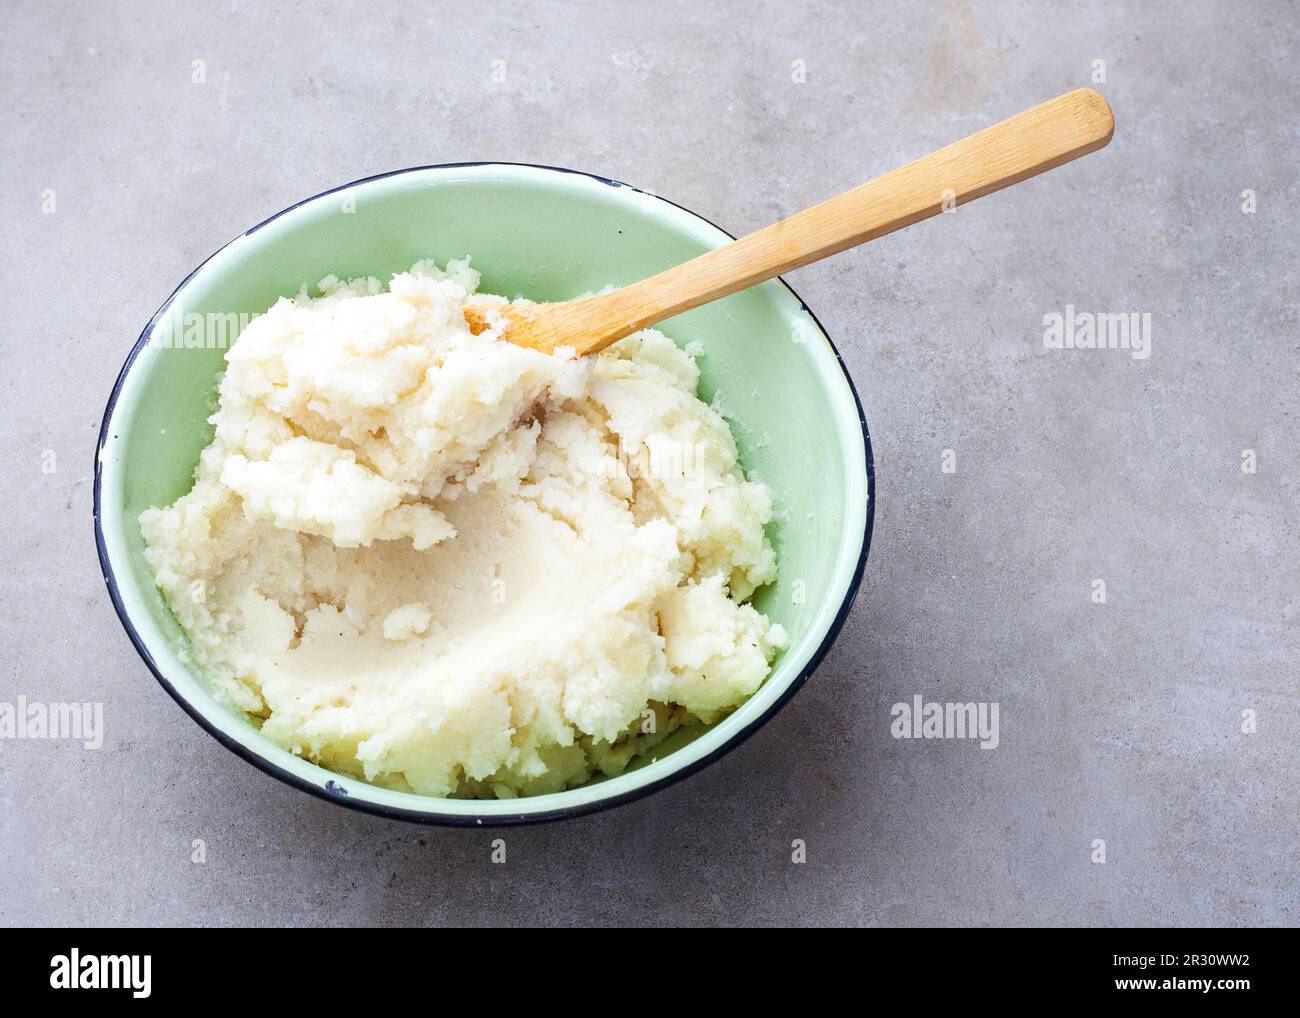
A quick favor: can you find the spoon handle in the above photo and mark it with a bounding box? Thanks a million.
[563,88,1113,353]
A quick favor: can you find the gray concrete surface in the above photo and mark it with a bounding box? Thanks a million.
[2,0,1296,927]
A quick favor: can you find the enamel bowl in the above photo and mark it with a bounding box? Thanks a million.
[94,164,874,825]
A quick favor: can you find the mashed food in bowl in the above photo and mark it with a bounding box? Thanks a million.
[140,259,787,798]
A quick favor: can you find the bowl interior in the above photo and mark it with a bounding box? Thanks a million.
[96,164,871,822]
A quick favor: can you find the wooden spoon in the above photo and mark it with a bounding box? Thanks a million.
[466,88,1114,355]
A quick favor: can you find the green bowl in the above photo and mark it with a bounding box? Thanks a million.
[94,163,875,825]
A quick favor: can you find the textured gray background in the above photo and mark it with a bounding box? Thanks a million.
[2,0,1296,927]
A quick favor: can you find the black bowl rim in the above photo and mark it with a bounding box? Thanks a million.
[92,161,877,827]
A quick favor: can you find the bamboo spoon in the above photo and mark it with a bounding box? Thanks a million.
[466,88,1114,355]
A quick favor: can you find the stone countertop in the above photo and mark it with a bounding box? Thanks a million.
[2,0,1295,926]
